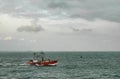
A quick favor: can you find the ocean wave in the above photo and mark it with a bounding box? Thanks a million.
[10,69,33,73]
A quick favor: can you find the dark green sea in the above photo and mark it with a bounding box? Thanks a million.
[0,51,120,79]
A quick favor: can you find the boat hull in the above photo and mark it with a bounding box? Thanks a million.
[27,60,58,66]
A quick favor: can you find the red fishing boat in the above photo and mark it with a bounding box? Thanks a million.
[27,52,58,66]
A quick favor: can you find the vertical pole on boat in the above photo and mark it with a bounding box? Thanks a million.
[41,51,44,61]
[33,52,36,60]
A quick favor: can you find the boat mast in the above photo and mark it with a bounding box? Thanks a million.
[33,52,36,60]
[33,51,45,61]
[41,51,44,61]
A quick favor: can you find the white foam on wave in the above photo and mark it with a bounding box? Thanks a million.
[19,63,28,66]
[0,63,29,67]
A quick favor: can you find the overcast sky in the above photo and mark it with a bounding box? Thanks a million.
[0,0,120,51]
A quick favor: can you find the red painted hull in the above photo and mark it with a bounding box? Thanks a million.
[27,60,58,66]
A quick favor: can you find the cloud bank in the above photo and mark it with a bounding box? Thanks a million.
[17,25,43,32]
[0,0,120,22]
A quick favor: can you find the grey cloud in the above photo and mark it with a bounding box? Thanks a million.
[16,16,44,33]
[71,27,80,32]
[0,0,120,22]
[47,0,70,9]
[71,27,93,32]
[17,25,43,32]
[82,28,93,32]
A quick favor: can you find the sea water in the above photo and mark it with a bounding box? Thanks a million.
[0,52,120,79]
